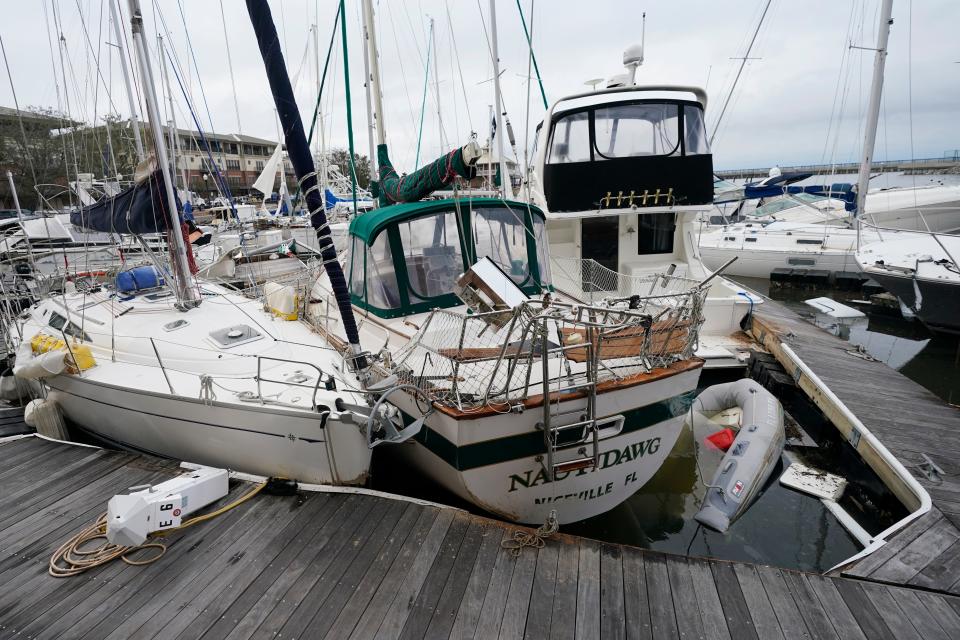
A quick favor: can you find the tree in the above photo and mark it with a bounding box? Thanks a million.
[327,148,372,189]
[0,107,142,210]
[0,106,71,209]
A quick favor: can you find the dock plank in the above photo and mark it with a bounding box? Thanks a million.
[644,553,678,640]
[275,499,411,640]
[754,566,811,640]
[398,514,471,640]
[666,557,705,640]
[448,526,509,640]
[423,521,488,640]
[4,436,960,640]
[710,562,758,640]
[621,548,652,640]
[547,537,580,640]
[599,544,625,640]
[574,540,601,640]
[521,537,559,640]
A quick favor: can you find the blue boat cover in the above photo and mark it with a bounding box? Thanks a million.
[70,169,176,235]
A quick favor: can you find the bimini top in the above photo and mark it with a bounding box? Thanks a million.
[348,197,539,244]
[346,198,549,318]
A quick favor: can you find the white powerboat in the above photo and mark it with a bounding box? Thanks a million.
[525,69,759,368]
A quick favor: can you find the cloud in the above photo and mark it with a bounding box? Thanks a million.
[1,0,956,172]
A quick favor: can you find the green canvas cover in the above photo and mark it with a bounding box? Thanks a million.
[374,143,476,207]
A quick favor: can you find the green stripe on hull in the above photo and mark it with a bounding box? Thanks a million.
[402,391,696,471]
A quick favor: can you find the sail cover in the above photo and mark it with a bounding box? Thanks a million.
[70,169,174,235]
[376,143,476,207]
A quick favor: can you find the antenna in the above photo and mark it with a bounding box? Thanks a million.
[623,12,646,85]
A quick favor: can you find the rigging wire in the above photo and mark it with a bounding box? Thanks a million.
[444,2,472,132]
[414,19,435,169]
[219,0,243,138]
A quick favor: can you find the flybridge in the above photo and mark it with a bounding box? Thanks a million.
[538,86,714,214]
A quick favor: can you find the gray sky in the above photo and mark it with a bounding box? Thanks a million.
[1,0,958,172]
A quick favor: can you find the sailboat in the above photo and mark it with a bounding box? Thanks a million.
[697,0,960,281]
[281,0,710,525]
[856,233,960,333]
[10,0,374,485]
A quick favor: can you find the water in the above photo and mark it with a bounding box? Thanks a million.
[371,362,895,573]
[734,276,960,404]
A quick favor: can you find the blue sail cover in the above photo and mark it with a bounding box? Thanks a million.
[70,169,175,235]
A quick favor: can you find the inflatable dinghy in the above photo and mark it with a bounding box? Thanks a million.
[694,378,785,532]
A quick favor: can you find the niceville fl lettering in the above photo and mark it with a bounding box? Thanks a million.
[507,436,662,493]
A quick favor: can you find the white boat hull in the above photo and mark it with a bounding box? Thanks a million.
[385,363,701,524]
[45,374,371,485]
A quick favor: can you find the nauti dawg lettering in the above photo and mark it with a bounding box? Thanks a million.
[507,436,662,492]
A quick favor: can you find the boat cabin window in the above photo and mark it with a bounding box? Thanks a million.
[48,311,91,342]
[637,212,676,255]
[398,211,464,301]
[547,112,591,164]
[365,231,402,309]
[594,103,680,158]
[472,207,533,285]
[684,105,710,155]
[542,98,714,211]
[349,203,547,318]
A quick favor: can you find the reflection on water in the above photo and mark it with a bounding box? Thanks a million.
[734,276,960,404]
[564,409,862,573]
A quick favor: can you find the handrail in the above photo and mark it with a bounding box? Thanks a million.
[255,355,327,411]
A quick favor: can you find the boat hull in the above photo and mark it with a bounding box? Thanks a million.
[44,374,371,485]
[866,271,960,334]
[386,362,701,524]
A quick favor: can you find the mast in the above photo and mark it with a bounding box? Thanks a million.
[109,0,144,162]
[246,0,363,355]
[358,8,377,181]
[158,34,189,207]
[127,0,198,307]
[856,0,894,249]
[709,0,772,145]
[361,0,386,148]
[488,0,512,198]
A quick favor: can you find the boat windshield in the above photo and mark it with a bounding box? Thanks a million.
[748,193,826,217]
[542,99,714,211]
[350,203,547,317]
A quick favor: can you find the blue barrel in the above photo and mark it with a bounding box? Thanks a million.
[116,265,164,293]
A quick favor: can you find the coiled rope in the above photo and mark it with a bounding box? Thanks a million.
[49,481,266,578]
[501,509,559,557]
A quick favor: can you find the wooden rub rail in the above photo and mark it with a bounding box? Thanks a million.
[3,435,960,639]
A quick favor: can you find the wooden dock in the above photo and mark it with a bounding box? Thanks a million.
[751,300,960,597]
[3,435,960,639]
[0,405,27,438]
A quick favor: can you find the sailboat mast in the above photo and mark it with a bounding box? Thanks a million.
[109,0,144,163]
[246,0,363,355]
[855,0,894,249]
[488,0,511,198]
[359,7,377,180]
[127,0,198,307]
[361,0,386,149]
[158,35,189,207]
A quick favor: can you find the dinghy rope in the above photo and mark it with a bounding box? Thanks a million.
[501,509,559,557]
